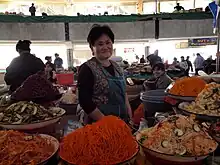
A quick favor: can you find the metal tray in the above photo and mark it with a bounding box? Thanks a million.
[178,102,220,122]
[136,130,214,163]
[165,83,196,102]
[0,108,66,130]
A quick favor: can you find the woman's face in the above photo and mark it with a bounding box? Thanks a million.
[92,34,113,60]
[153,67,164,78]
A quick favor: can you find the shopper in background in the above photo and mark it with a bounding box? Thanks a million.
[179,56,188,76]
[186,56,193,76]
[29,3,36,16]
[54,53,63,69]
[172,57,179,66]
[203,56,215,74]
[174,3,184,11]
[45,56,56,83]
[5,40,45,93]
[205,5,210,12]
[78,24,132,124]
[147,53,162,67]
[140,55,146,63]
[194,53,204,75]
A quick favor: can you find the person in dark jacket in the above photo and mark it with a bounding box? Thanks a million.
[186,56,193,76]
[54,53,63,69]
[140,55,146,63]
[29,3,36,16]
[45,56,56,83]
[174,3,184,11]
[78,24,132,124]
[4,40,45,93]
[147,53,162,67]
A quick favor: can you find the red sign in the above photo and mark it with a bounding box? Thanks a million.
[164,96,177,105]
[124,48,134,53]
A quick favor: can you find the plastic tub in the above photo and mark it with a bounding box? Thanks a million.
[56,73,74,85]
[140,90,172,127]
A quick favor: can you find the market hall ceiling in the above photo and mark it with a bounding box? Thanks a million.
[0,0,179,3]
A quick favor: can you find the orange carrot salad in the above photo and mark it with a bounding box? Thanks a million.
[0,130,54,165]
[59,116,138,165]
[169,76,206,97]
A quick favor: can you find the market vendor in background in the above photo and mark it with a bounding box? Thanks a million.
[143,62,173,127]
[78,24,132,124]
[144,62,173,90]
[45,56,57,83]
[4,40,45,93]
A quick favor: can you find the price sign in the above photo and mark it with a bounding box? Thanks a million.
[188,38,217,47]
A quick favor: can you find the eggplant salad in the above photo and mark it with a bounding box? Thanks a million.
[0,101,65,124]
[136,115,217,156]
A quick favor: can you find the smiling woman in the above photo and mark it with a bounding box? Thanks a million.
[78,24,133,124]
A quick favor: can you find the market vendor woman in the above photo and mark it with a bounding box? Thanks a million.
[78,24,132,124]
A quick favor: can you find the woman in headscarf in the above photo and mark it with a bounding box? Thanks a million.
[78,24,132,124]
[144,62,173,90]
[143,62,173,127]
[4,40,45,93]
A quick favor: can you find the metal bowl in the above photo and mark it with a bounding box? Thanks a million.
[178,102,220,122]
[165,83,196,102]
[209,123,220,144]
[60,141,140,165]
[166,93,196,102]
[0,108,66,130]
[38,134,59,165]
[136,132,210,163]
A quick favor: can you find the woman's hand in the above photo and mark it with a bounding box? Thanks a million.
[125,94,133,119]
[89,108,105,121]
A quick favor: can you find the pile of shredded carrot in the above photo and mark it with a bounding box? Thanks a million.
[169,76,206,96]
[59,116,138,165]
[0,130,55,165]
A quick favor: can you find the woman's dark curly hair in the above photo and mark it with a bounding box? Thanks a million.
[87,24,114,48]
[45,56,51,61]
[16,40,31,52]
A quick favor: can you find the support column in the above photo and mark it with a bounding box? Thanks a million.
[158,1,160,13]
[137,0,143,14]
[145,46,150,59]
[193,0,196,8]
[64,22,73,68]
[66,41,74,68]
[155,0,158,13]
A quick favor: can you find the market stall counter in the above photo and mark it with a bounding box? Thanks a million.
[2,72,220,165]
